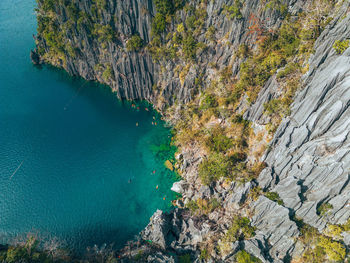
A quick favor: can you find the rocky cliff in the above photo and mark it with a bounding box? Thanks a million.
[33,0,350,262]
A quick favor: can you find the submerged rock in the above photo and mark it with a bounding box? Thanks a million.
[30,49,40,65]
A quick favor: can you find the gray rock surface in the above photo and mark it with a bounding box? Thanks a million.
[146,252,175,263]
[140,209,174,250]
[141,208,211,252]
[249,196,299,262]
[257,3,350,231]
[34,0,350,261]
[243,76,280,124]
[35,0,306,107]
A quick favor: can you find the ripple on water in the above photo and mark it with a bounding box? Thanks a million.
[0,0,177,254]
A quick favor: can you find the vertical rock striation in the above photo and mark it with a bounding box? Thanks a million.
[258,3,350,231]
[33,0,350,262]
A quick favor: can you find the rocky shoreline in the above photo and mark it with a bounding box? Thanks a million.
[119,2,350,261]
[32,0,350,262]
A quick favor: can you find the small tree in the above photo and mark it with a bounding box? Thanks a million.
[126,35,144,51]
[333,40,349,54]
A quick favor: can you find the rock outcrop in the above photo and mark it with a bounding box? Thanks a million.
[34,0,305,106]
[257,3,350,231]
[33,0,350,262]
[249,196,299,262]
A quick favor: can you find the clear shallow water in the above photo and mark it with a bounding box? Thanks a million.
[0,0,176,253]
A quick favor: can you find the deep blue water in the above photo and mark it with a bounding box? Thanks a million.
[0,0,176,253]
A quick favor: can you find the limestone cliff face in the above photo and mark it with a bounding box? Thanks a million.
[36,0,157,100]
[34,0,350,262]
[258,3,350,232]
[34,0,303,106]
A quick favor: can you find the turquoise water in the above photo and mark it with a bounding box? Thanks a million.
[0,0,176,253]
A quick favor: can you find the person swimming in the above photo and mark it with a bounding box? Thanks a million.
[128,178,132,183]
[156,185,158,189]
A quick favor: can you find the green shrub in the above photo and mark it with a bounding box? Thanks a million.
[102,65,113,81]
[236,19,303,103]
[223,0,243,20]
[200,94,218,110]
[93,0,107,9]
[182,34,197,59]
[65,43,77,58]
[151,0,185,36]
[333,39,349,54]
[178,254,191,263]
[186,198,221,215]
[325,224,343,239]
[206,128,233,153]
[154,0,183,15]
[318,236,346,262]
[6,247,28,263]
[185,15,196,30]
[65,3,78,20]
[276,62,300,79]
[263,99,284,115]
[134,250,143,261]
[200,248,209,260]
[317,202,333,216]
[264,192,284,205]
[39,0,55,12]
[302,246,326,263]
[0,236,54,263]
[299,223,346,263]
[198,153,233,185]
[236,250,261,263]
[300,224,326,263]
[219,66,233,83]
[205,26,216,41]
[209,198,220,211]
[237,44,249,58]
[151,13,167,35]
[341,218,350,231]
[126,35,144,51]
[223,217,256,243]
[185,199,199,213]
[265,0,288,17]
[93,24,114,45]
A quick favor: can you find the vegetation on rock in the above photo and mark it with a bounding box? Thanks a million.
[298,223,346,262]
[333,39,349,54]
[126,35,144,51]
[317,202,333,216]
[0,237,69,263]
[218,217,256,255]
[264,192,284,205]
[185,197,220,215]
[32,0,350,262]
[223,0,243,20]
[236,250,262,263]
